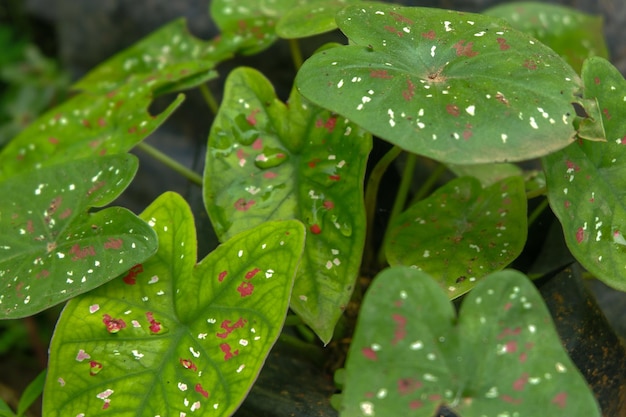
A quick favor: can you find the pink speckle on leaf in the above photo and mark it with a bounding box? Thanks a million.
[323,200,335,210]
[552,392,567,409]
[308,158,321,168]
[513,373,529,391]
[195,383,209,398]
[390,11,413,24]
[246,109,260,126]
[146,311,162,334]
[505,340,518,353]
[234,198,255,211]
[497,37,510,50]
[421,30,436,39]
[361,347,378,361]
[501,394,523,405]
[48,137,59,145]
[602,108,612,120]
[391,314,407,345]
[216,318,247,339]
[245,268,260,279]
[220,343,239,361]
[384,25,404,37]
[523,59,538,70]
[218,270,228,282]
[452,40,478,57]
[122,264,143,285]
[397,378,422,395]
[564,200,571,209]
[576,227,585,244]
[69,244,96,261]
[102,314,126,333]
[104,238,123,250]
[252,138,263,149]
[89,304,100,314]
[76,349,91,362]
[402,78,415,101]
[237,281,254,297]
[497,327,521,339]
[370,69,393,79]
[180,358,198,372]
[446,104,460,117]
[89,361,103,376]
[310,224,322,235]
[329,174,341,181]
[409,400,423,409]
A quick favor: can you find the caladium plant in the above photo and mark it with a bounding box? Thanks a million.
[0,1,622,416]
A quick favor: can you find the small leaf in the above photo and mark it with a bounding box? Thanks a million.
[0,83,183,180]
[544,57,626,291]
[484,2,609,73]
[296,4,583,164]
[73,18,233,95]
[340,267,601,416]
[44,192,305,417]
[0,154,157,318]
[385,176,527,298]
[276,0,361,39]
[204,67,371,343]
[16,370,46,417]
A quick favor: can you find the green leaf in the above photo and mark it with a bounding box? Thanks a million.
[204,67,371,343]
[385,176,527,298]
[544,57,626,291]
[0,154,157,318]
[73,18,232,95]
[276,0,361,39]
[44,192,305,417]
[447,162,522,187]
[340,267,601,416]
[484,2,609,73]
[0,398,15,417]
[296,4,583,164]
[16,370,46,417]
[0,84,183,180]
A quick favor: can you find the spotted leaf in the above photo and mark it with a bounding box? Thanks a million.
[385,176,527,298]
[73,18,234,95]
[44,192,305,417]
[0,154,156,318]
[0,82,183,180]
[484,2,609,73]
[204,67,371,343]
[340,267,601,416]
[544,57,626,291]
[276,0,361,39]
[296,4,583,164]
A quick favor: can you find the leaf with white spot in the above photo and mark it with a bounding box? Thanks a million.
[0,82,183,180]
[339,267,601,417]
[44,192,305,417]
[296,4,583,164]
[0,154,156,318]
[544,57,626,291]
[484,2,609,73]
[385,176,527,298]
[276,0,361,39]
[73,18,233,95]
[204,67,371,343]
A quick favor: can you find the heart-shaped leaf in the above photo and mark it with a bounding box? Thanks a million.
[44,192,305,416]
[385,176,527,298]
[0,83,183,180]
[73,18,233,95]
[276,0,361,39]
[484,2,609,73]
[543,57,626,291]
[296,4,583,164]
[339,267,601,416]
[204,67,371,343]
[0,154,157,318]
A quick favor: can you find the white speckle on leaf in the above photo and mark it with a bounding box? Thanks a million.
[501,133,508,143]
[529,117,539,129]
[465,105,475,116]
[337,79,344,88]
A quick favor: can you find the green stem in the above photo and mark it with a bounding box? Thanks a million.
[388,153,417,225]
[288,38,304,71]
[199,83,219,115]
[527,197,549,227]
[135,142,203,186]
[412,162,447,203]
[363,146,402,271]
[526,185,547,199]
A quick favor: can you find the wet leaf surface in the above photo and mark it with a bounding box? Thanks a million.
[204,67,371,344]
[0,154,156,318]
[296,3,582,164]
[276,0,361,39]
[385,176,527,298]
[340,267,601,417]
[544,57,626,291]
[44,192,305,417]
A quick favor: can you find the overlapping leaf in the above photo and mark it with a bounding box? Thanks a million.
[0,154,156,318]
[276,0,361,39]
[484,2,609,73]
[44,192,305,417]
[544,57,626,291]
[0,82,183,180]
[339,267,600,416]
[204,67,371,343]
[296,4,583,164]
[385,176,527,298]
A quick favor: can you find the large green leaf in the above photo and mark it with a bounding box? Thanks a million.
[0,154,156,318]
[276,0,361,39]
[204,67,371,343]
[484,2,609,73]
[296,4,583,164]
[73,18,233,95]
[0,83,183,180]
[339,267,600,416]
[44,192,305,417]
[385,176,527,298]
[544,57,626,291]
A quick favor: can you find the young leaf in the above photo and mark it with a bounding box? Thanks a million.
[0,82,183,180]
[296,4,583,164]
[16,370,46,417]
[204,67,371,343]
[484,2,609,73]
[544,57,626,291]
[340,267,601,416]
[276,0,361,39]
[72,18,233,95]
[0,154,157,318]
[385,176,527,298]
[44,192,305,417]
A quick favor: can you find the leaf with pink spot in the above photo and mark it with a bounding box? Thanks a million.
[44,192,305,417]
[339,267,600,416]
